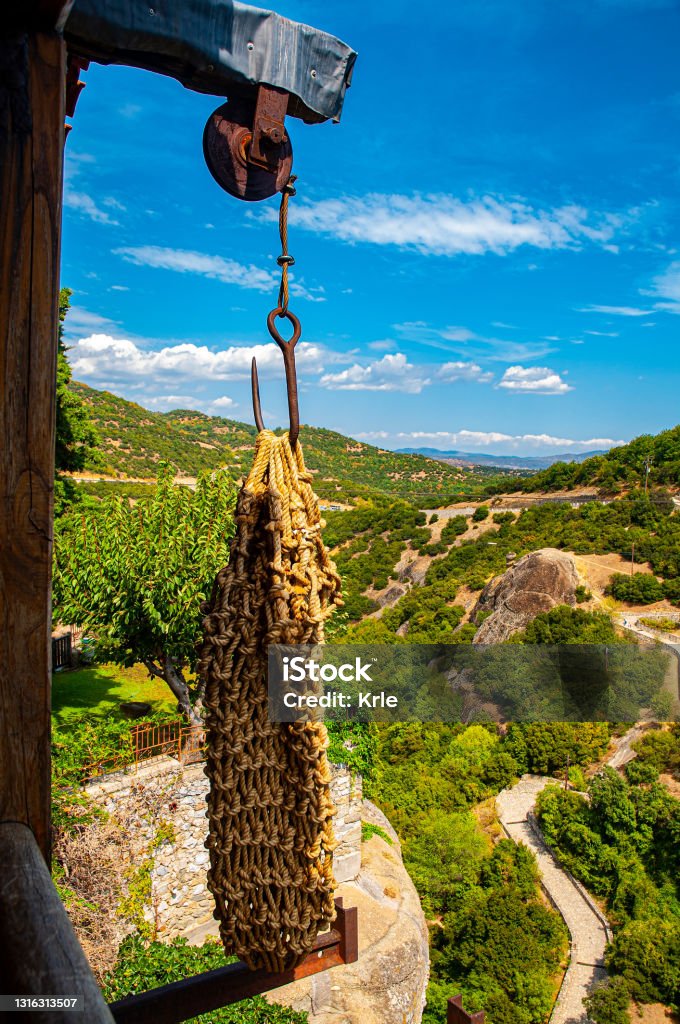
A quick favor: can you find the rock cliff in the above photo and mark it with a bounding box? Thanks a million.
[473,547,579,643]
[270,800,429,1024]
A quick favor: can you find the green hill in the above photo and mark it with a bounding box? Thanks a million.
[71,382,509,505]
[490,425,680,495]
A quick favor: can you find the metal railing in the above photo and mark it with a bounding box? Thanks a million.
[51,633,72,670]
[130,720,205,769]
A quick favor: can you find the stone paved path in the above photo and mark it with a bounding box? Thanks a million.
[497,776,610,1024]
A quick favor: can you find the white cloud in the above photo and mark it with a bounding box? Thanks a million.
[649,261,680,314]
[393,321,556,362]
[276,193,624,257]
[113,245,324,301]
[319,353,430,394]
[577,304,650,316]
[64,307,120,336]
[103,197,126,212]
[118,102,142,119]
[64,188,121,225]
[497,365,573,394]
[374,430,623,453]
[63,150,124,226]
[437,361,493,383]
[143,394,201,410]
[207,396,237,413]
[114,245,276,293]
[136,393,238,415]
[584,330,619,337]
[367,339,397,352]
[68,332,327,386]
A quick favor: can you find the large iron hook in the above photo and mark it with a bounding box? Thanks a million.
[251,307,301,447]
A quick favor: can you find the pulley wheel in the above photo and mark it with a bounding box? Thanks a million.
[203,97,293,202]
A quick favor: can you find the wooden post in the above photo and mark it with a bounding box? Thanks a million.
[0,28,65,863]
[0,823,116,1022]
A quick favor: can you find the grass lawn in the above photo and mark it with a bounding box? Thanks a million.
[52,662,177,726]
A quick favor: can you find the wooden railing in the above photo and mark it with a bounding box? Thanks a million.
[0,823,115,1023]
[0,822,358,1024]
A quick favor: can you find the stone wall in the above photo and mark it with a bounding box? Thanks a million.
[85,757,363,939]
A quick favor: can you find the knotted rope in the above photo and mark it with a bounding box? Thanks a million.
[199,430,343,971]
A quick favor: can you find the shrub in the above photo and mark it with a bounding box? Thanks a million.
[608,573,664,604]
[103,934,308,1021]
[584,979,631,1024]
[472,505,490,522]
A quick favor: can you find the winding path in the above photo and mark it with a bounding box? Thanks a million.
[497,777,611,1024]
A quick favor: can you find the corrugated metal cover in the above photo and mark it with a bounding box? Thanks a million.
[64,0,356,123]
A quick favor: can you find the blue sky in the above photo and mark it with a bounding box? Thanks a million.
[61,0,680,456]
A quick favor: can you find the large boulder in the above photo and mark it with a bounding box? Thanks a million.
[473,548,579,643]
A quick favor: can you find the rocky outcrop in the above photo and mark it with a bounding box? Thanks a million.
[270,829,429,1024]
[473,547,579,643]
[376,583,408,608]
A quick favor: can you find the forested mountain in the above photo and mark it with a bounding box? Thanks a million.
[491,426,680,495]
[71,382,510,505]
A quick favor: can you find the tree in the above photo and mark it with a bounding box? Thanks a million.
[53,467,236,725]
[608,572,665,605]
[405,810,488,913]
[56,288,99,474]
[472,505,490,522]
[584,979,630,1024]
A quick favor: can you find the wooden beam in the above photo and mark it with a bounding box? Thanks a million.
[110,900,359,1024]
[0,822,116,1022]
[0,29,65,862]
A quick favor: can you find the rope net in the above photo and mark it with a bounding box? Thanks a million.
[199,429,343,971]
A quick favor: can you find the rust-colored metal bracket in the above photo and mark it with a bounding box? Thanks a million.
[109,898,358,1024]
[66,53,89,117]
[64,53,89,140]
[248,84,290,172]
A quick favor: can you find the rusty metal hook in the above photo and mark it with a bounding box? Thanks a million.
[251,307,301,446]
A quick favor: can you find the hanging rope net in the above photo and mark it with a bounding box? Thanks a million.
[199,429,343,971]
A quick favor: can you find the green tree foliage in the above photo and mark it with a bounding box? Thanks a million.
[323,499,430,619]
[426,841,568,1024]
[55,289,99,513]
[607,573,665,604]
[516,606,621,644]
[536,769,680,1010]
[103,934,308,1022]
[493,427,680,493]
[326,722,380,797]
[56,289,99,472]
[505,723,610,775]
[472,505,490,522]
[632,727,680,777]
[376,724,520,838]
[406,811,488,914]
[53,466,236,724]
[584,979,631,1024]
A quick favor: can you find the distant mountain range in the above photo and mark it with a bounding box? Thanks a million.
[395,448,608,470]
